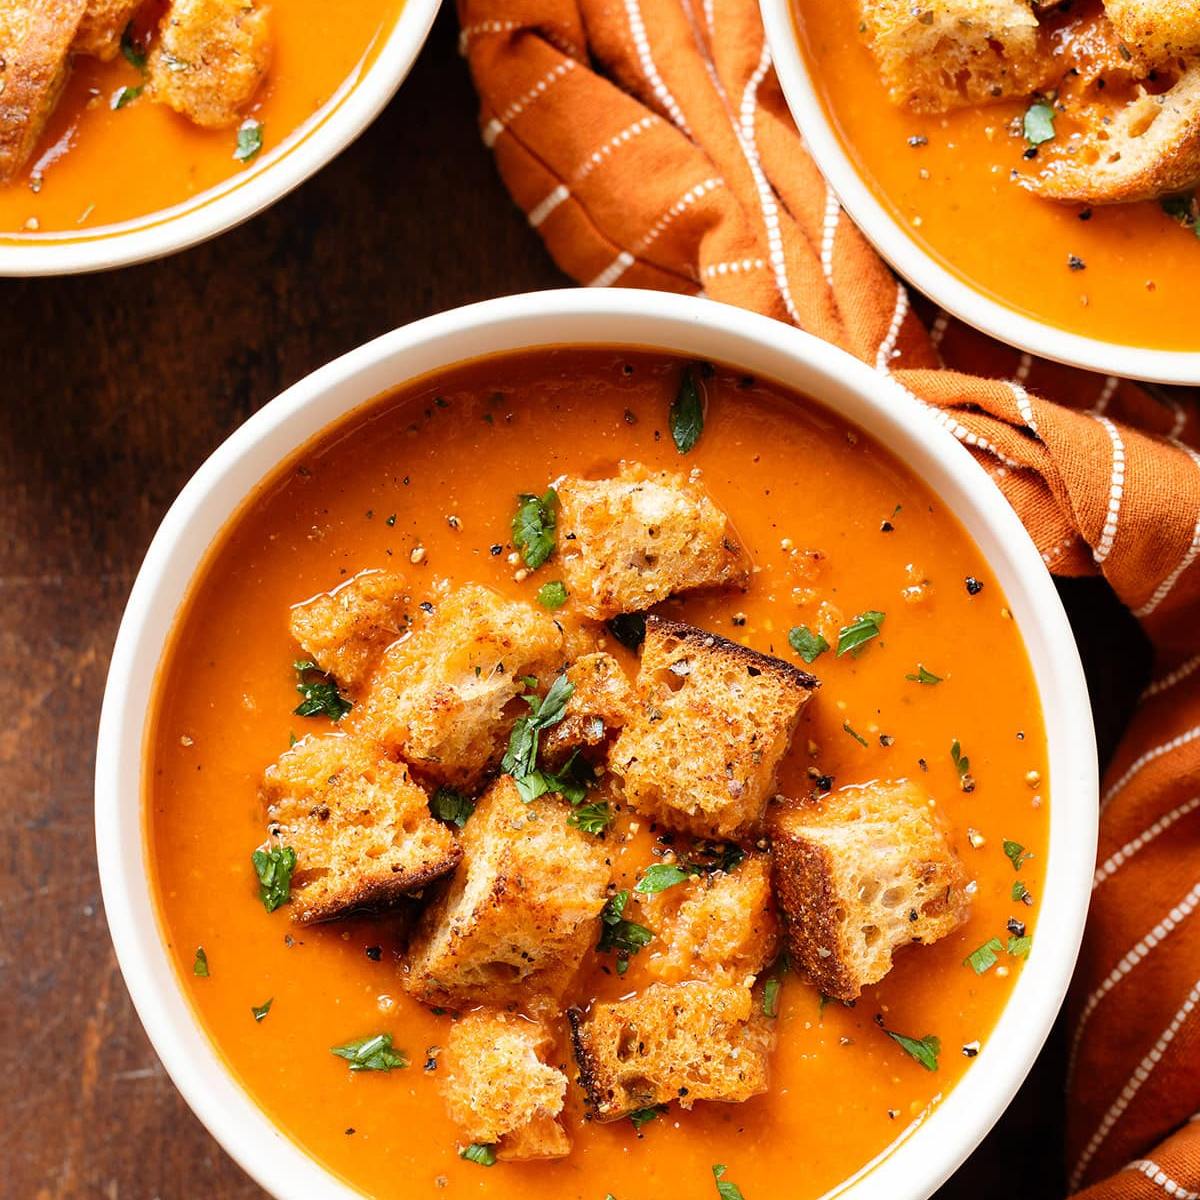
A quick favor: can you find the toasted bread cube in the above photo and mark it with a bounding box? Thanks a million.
[540,652,634,765]
[640,854,779,983]
[610,617,817,839]
[770,780,970,1001]
[1104,0,1200,64]
[555,463,750,621]
[74,0,144,59]
[441,1010,570,1161]
[147,0,270,129]
[289,570,410,693]
[568,980,773,1119]
[403,777,611,1008]
[861,0,1052,114]
[261,733,460,924]
[356,583,564,790]
[0,0,87,181]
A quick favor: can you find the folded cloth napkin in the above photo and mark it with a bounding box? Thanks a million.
[459,0,1200,1192]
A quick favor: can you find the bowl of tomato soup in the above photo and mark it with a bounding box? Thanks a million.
[96,289,1097,1199]
[0,0,439,275]
[762,0,1200,383]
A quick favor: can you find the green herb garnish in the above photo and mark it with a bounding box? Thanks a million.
[629,1105,665,1130]
[251,998,273,1022]
[842,720,868,747]
[234,118,264,162]
[430,786,475,828]
[951,739,975,791]
[788,626,829,664]
[251,845,296,913]
[635,863,692,894]
[120,24,147,69]
[670,365,705,454]
[536,580,568,610]
[568,800,613,835]
[502,674,575,795]
[964,937,1003,975]
[762,976,781,1017]
[293,659,352,721]
[330,1032,407,1072]
[886,1029,940,1071]
[1023,102,1056,147]
[459,1143,496,1167]
[598,890,653,974]
[1003,840,1033,871]
[193,946,209,977]
[836,610,885,657]
[1012,879,1031,904]
[512,488,558,569]
[516,750,594,805]
[112,84,143,110]
[905,665,942,685]
[1007,934,1032,958]
[712,1164,746,1200]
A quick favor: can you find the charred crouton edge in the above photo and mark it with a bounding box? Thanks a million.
[540,651,635,765]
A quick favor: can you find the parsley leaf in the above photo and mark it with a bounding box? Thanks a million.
[1023,102,1056,147]
[516,750,594,805]
[430,787,475,828]
[251,845,296,913]
[598,890,653,974]
[293,659,352,721]
[234,118,264,162]
[964,937,1004,975]
[502,674,575,793]
[712,1164,746,1200]
[629,1105,665,1130]
[251,998,273,1022]
[788,626,829,664]
[836,610,885,657]
[512,488,558,569]
[886,1029,940,1071]
[1007,934,1032,958]
[762,976,782,1018]
[536,580,568,610]
[905,664,942,685]
[1003,840,1033,871]
[330,1032,408,1072]
[607,612,646,650]
[670,365,706,454]
[842,720,868,747]
[193,946,209,977]
[1012,879,1032,904]
[111,84,143,110]
[951,739,975,792]
[635,863,692,894]
[120,24,147,69]
[459,1143,496,1167]
[568,800,613,835]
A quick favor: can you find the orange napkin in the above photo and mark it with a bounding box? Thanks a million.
[459,0,1200,1193]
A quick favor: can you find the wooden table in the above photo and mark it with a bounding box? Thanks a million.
[0,12,1152,1197]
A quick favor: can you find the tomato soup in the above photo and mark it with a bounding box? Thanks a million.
[147,349,1049,1199]
[0,0,401,239]
[790,0,1200,352]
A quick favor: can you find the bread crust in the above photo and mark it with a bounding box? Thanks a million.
[74,0,144,59]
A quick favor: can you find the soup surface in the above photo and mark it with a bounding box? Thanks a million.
[148,348,1049,1199]
[0,0,400,240]
[790,0,1200,352]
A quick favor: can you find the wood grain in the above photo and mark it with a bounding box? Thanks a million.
[0,12,1150,1198]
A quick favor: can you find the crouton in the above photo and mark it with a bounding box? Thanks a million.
[403,776,610,1008]
[554,463,750,621]
[610,617,817,840]
[289,570,410,693]
[74,0,144,60]
[540,652,634,765]
[147,0,270,129]
[640,854,779,983]
[356,583,564,791]
[441,1010,570,1161]
[260,733,460,924]
[0,0,87,182]
[770,780,970,1001]
[568,979,773,1119]
[860,0,1053,113]
[1104,0,1200,64]
[1029,65,1200,203]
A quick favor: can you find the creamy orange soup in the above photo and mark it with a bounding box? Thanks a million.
[147,349,1048,1199]
[0,1,400,239]
[791,0,1200,352]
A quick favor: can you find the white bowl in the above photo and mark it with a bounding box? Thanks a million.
[95,288,1097,1200]
[761,0,1200,384]
[0,0,441,277]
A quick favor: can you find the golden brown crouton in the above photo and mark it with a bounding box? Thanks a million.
[441,1010,570,1161]
[640,854,779,983]
[147,0,270,129]
[74,0,144,59]
[289,570,410,693]
[356,583,564,791]
[610,617,817,840]
[770,780,970,1002]
[555,463,750,621]
[403,777,611,1008]
[568,980,773,1119]
[540,652,634,765]
[1104,0,1200,64]
[0,0,87,182]
[861,0,1052,113]
[261,733,460,924]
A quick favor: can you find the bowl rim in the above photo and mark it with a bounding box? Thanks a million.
[760,0,1200,385]
[0,0,442,278]
[95,287,1098,1200]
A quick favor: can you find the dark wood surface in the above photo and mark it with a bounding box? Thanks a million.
[0,12,1150,1198]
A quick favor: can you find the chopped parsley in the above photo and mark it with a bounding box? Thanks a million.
[120,24,147,69]
[598,890,653,974]
[1161,192,1200,238]
[1012,879,1032,904]
[501,673,574,794]
[251,998,273,1022]
[629,1105,665,1130]
[251,845,296,913]
[112,84,143,110]
[1003,840,1033,871]
[885,1029,940,1071]
[712,1164,747,1200]
[905,664,942,685]
[330,1032,408,1072]
[842,720,868,747]
[788,626,829,664]
[293,659,352,721]
[950,739,975,792]
[635,863,692,894]
[1023,101,1056,147]
[1007,934,1032,958]
[459,1143,496,1167]
[234,118,264,162]
[536,580,569,610]
[964,937,1004,975]
[670,364,706,454]
[762,976,781,1018]
[512,488,558,569]
[607,612,646,650]
[193,946,209,977]
[430,787,475,828]
[836,610,885,657]
[517,750,594,805]
[568,800,613,835]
